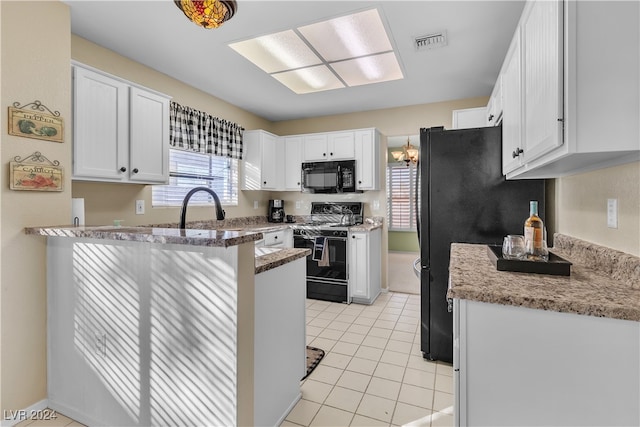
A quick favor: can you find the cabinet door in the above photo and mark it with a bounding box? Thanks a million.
[284,136,303,190]
[260,132,281,189]
[328,132,355,159]
[354,129,379,190]
[487,76,503,126]
[502,32,524,175]
[521,0,564,162]
[349,232,369,300]
[303,134,329,161]
[73,66,129,181]
[129,87,170,184]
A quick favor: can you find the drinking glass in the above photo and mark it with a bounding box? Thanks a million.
[503,235,526,260]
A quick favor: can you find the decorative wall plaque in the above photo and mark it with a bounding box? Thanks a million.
[8,100,64,143]
[10,151,63,191]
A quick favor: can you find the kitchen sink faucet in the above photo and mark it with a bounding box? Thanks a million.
[179,186,225,229]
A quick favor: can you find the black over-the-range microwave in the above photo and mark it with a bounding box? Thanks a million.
[301,160,358,193]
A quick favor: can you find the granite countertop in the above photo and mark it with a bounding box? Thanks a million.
[24,225,263,248]
[254,247,311,274]
[447,234,640,322]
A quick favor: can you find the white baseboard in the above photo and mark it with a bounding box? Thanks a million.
[1,399,49,427]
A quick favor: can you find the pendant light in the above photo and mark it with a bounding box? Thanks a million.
[174,0,237,29]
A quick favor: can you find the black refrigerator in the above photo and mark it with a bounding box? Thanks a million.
[417,126,545,363]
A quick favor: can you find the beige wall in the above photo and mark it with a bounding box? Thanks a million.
[1,1,71,412]
[71,35,275,226]
[555,161,640,256]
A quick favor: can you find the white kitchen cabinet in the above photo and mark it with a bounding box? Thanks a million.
[485,75,503,126]
[302,131,355,161]
[354,129,380,191]
[261,228,293,248]
[454,299,640,426]
[451,107,487,130]
[501,31,524,175]
[72,63,170,184]
[519,0,564,162]
[502,0,639,179]
[349,228,381,305]
[242,130,283,190]
[283,136,303,191]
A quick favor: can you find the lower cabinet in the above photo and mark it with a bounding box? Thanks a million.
[348,228,382,304]
[453,299,640,426]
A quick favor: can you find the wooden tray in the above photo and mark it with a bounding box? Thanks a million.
[487,245,572,276]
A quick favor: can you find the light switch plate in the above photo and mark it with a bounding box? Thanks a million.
[373,200,380,211]
[135,200,145,215]
[607,198,617,228]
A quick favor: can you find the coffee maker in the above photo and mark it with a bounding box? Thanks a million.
[268,199,285,223]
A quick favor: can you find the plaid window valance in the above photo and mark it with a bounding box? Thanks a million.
[169,101,244,160]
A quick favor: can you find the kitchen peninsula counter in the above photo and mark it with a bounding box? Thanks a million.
[447,234,640,322]
[27,223,308,426]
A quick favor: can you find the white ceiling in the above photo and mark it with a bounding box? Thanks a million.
[64,0,525,122]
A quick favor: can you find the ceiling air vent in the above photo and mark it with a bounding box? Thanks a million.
[415,31,447,51]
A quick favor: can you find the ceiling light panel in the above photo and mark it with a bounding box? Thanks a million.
[229,30,321,73]
[331,52,403,87]
[272,65,345,94]
[297,9,393,62]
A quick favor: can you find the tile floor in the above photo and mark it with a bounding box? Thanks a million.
[283,292,454,427]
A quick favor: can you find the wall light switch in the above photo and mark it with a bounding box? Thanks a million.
[135,200,145,215]
[607,198,618,229]
[253,200,259,209]
[373,200,380,211]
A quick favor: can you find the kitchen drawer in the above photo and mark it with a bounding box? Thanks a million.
[264,230,285,246]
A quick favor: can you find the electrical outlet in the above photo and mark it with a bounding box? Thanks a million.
[295,200,301,209]
[253,200,259,209]
[95,332,107,357]
[135,200,145,215]
[373,200,380,211]
[607,198,618,228]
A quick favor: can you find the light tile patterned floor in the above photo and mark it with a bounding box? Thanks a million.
[284,292,454,427]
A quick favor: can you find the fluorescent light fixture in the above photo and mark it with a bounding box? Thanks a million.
[229,8,403,94]
[229,30,321,73]
[331,52,403,87]
[272,65,345,94]
[297,8,393,61]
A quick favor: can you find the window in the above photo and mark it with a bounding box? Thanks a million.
[152,149,238,207]
[386,164,418,230]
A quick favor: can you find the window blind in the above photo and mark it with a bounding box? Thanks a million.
[152,149,238,207]
[386,164,418,230]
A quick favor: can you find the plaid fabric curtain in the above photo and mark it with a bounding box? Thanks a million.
[169,102,244,159]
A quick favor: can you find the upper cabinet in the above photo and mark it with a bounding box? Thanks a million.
[283,136,303,191]
[451,107,488,130]
[242,130,283,190]
[242,128,380,192]
[499,0,639,179]
[486,75,503,126]
[303,131,355,161]
[72,63,170,184]
[354,129,380,191]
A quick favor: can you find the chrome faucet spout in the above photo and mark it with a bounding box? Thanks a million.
[179,186,226,229]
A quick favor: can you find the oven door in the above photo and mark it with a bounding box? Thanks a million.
[294,234,350,303]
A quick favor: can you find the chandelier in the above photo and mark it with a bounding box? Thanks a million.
[391,137,419,166]
[174,0,237,29]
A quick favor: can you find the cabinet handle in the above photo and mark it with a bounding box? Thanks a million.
[358,180,362,184]
[297,182,300,185]
[488,114,494,122]
[323,153,326,157]
[263,181,267,185]
[132,168,139,174]
[511,148,524,158]
[330,152,333,156]
[274,236,278,239]
[120,167,127,172]
[352,235,356,239]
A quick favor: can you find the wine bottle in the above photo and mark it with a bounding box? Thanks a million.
[524,200,545,260]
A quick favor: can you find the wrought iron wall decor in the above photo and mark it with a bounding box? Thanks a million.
[8,100,64,143]
[10,151,63,191]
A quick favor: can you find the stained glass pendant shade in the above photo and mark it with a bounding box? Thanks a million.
[174,0,237,29]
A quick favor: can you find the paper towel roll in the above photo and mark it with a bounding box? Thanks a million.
[71,198,85,226]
